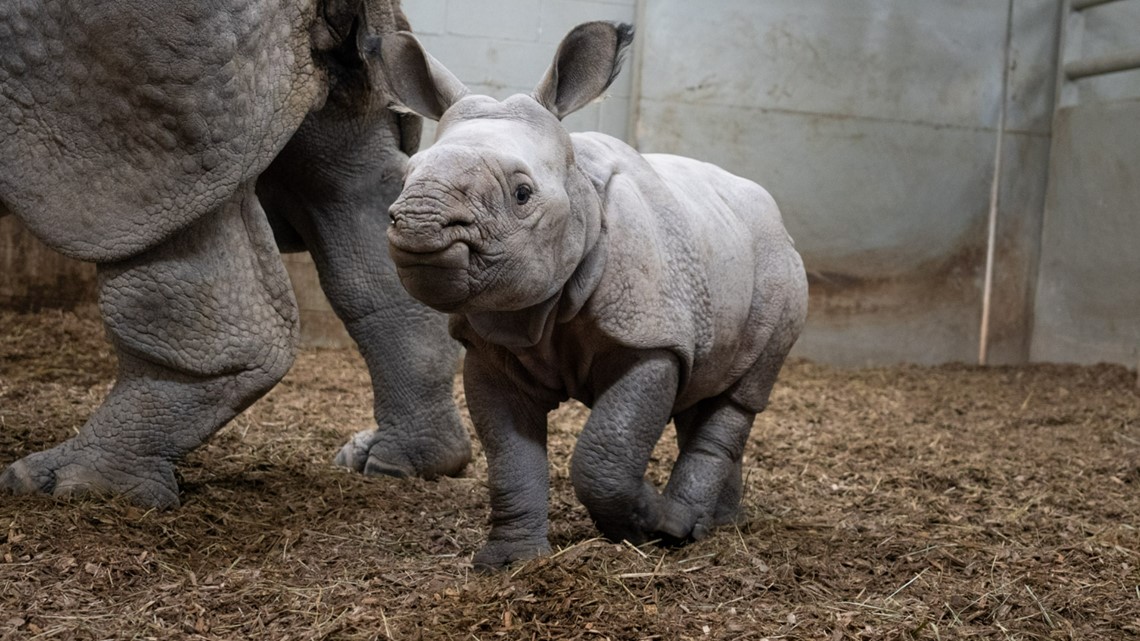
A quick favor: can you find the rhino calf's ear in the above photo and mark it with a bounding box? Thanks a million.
[534,21,634,120]
[376,31,469,121]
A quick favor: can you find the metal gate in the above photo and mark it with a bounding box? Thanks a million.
[1030,0,1140,365]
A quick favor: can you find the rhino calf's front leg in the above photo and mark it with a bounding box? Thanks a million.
[463,354,558,571]
[570,350,679,545]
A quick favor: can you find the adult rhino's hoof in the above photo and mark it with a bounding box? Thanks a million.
[334,427,471,480]
[0,444,180,509]
[472,538,551,573]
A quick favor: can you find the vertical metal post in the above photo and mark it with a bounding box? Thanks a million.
[626,0,648,149]
[978,0,1015,366]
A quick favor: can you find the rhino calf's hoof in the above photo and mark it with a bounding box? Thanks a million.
[472,538,552,573]
[650,499,716,546]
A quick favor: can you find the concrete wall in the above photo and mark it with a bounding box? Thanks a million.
[633,0,1060,365]
[396,0,1066,365]
[1058,0,1140,106]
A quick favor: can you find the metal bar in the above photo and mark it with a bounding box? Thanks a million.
[979,0,1015,366]
[626,0,648,149]
[1071,0,1129,11]
[1053,0,1078,109]
[1065,49,1140,79]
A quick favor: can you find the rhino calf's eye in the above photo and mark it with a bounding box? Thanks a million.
[514,185,532,206]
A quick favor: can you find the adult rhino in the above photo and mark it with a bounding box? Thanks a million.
[0,0,471,507]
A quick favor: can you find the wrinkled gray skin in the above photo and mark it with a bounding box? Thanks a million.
[379,22,809,570]
[0,0,470,507]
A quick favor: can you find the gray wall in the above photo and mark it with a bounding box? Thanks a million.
[632,0,1060,365]
[401,0,1135,368]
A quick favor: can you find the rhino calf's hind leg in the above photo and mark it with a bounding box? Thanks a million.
[657,397,755,544]
[0,181,297,508]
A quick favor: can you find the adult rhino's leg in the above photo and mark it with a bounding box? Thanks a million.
[257,121,470,481]
[323,235,469,480]
[0,181,296,508]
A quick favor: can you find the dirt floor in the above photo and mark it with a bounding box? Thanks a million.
[0,307,1138,640]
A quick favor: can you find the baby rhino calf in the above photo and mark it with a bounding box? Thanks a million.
[379,21,808,570]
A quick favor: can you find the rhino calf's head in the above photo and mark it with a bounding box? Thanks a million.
[380,22,634,314]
